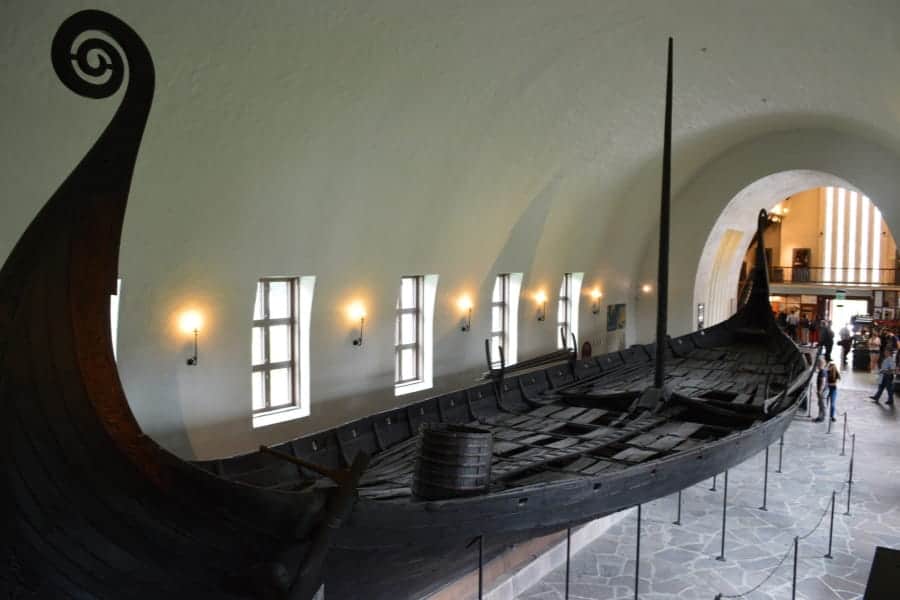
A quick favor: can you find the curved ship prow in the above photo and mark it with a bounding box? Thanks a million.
[0,11,353,599]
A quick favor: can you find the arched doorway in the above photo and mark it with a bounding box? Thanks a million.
[698,179,900,328]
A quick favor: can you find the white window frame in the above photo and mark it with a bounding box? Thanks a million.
[252,276,315,428]
[557,272,584,350]
[490,273,522,366]
[395,274,438,396]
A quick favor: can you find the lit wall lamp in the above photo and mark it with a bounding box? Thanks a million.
[641,284,653,294]
[179,310,203,366]
[535,290,547,321]
[457,294,473,332]
[590,288,603,314]
[349,302,366,346]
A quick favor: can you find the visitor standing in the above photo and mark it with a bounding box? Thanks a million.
[826,361,841,422]
[820,320,834,362]
[814,356,828,422]
[839,324,852,365]
[871,351,896,405]
[810,315,820,345]
[786,310,799,342]
[799,313,810,345]
[870,333,882,372]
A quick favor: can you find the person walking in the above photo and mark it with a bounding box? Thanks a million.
[871,350,896,405]
[814,356,828,422]
[826,361,841,422]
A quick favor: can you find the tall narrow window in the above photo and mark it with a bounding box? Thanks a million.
[252,276,315,428]
[848,191,858,283]
[396,276,422,385]
[823,187,834,281]
[395,274,438,396]
[873,207,882,283]
[860,195,870,283]
[557,272,584,350]
[490,274,509,367]
[835,187,846,282]
[489,272,522,367]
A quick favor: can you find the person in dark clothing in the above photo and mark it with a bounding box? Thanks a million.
[814,356,828,422]
[820,320,834,362]
[871,351,896,405]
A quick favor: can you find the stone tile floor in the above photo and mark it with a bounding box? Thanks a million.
[521,362,900,600]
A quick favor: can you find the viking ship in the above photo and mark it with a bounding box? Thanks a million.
[1,11,811,600]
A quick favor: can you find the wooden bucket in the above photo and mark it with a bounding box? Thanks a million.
[411,424,493,500]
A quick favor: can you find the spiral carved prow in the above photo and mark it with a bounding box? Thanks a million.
[51,9,154,102]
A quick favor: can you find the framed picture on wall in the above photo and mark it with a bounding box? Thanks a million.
[884,307,895,320]
[875,290,884,308]
[884,291,897,308]
[874,307,883,320]
[606,304,626,332]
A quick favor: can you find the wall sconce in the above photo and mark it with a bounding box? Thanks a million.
[349,302,366,346]
[641,284,653,294]
[535,290,547,321]
[457,295,473,332]
[590,288,602,314]
[179,310,202,366]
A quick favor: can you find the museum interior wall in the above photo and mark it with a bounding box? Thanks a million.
[4,1,900,459]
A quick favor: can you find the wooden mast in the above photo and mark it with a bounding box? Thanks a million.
[654,37,674,390]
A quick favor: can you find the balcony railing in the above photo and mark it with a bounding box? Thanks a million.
[743,266,900,286]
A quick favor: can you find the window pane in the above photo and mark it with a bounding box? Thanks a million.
[401,348,417,381]
[400,277,416,309]
[270,368,291,407]
[252,327,265,365]
[492,306,504,331]
[269,324,291,363]
[492,277,504,303]
[490,336,502,361]
[558,301,567,324]
[559,278,567,296]
[253,282,264,321]
[252,371,266,410]
[268,281,290,319]
[400,313,417,344]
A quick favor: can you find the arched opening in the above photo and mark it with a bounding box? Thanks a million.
[696,173,900,329]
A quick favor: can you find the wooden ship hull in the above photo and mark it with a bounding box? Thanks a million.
[0,12,811,600]
[205,306,810,599]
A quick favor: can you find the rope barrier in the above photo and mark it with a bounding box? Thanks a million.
[712,418,856,599]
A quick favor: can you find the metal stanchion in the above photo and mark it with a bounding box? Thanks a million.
[716,470,728,561]
[467,535,484,599]
[825,491,836,559]
[673,490,682,526]
[791,536,798,600]
[634,505,641,600]
[479,535,484,599]
[845,434,855,516]
[776,435,784,473]
[759,446,769,511]
[709,474,717,491]
[841,412,848,456]
[565,527,571,600]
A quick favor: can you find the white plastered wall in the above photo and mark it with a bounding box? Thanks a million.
[5,2,900,458]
